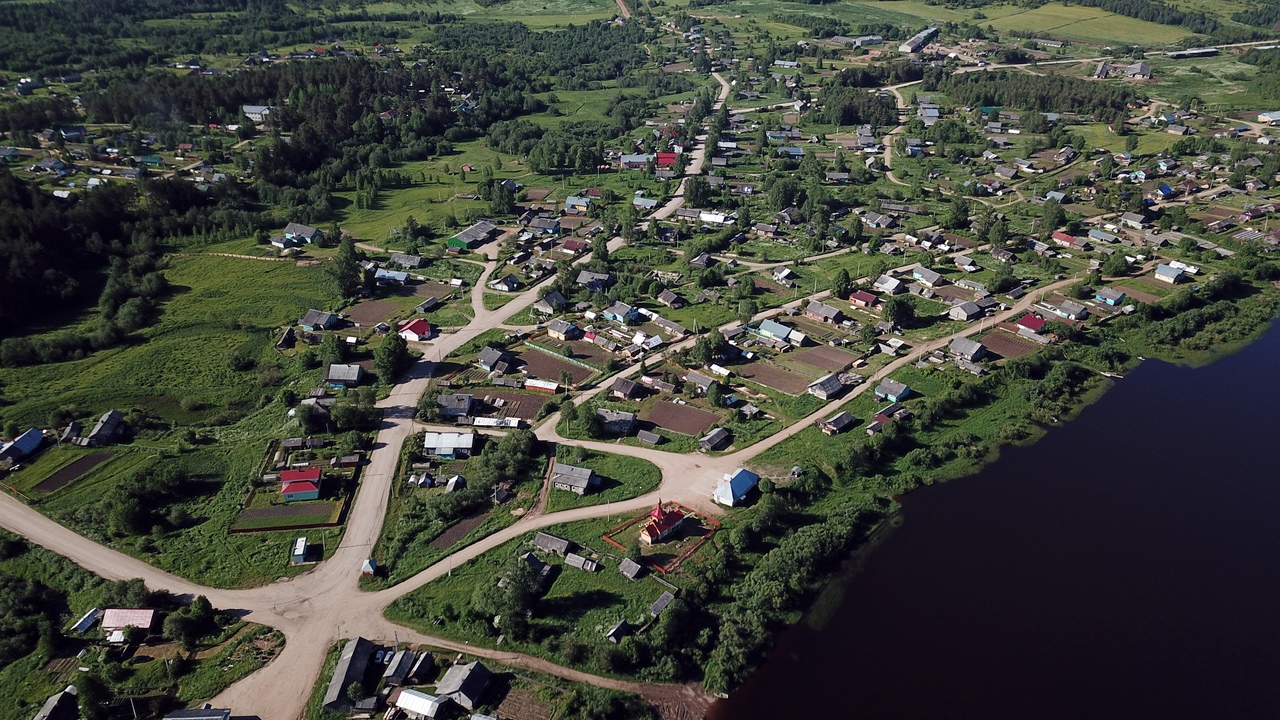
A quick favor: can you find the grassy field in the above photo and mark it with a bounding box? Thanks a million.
[546,446,661,513]
[0,253,361,587]
[385,514,707,680]
[0,255,335,426]
[694,0,1195,48]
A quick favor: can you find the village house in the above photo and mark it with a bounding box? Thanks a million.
[280,468,322,502]
[1056,299,1089,321]
[322,638,373,713]
[1154,264,1184,284]
[949,301,982,322]
[807,374,845,400]
[949,337,985,362]
[611,377,644,400]
[700,427,731,451]
[658,289,686,308]
[849,289,878,308]
[299,309,341,331]
[685,370,719,395]
[603,301,640,323]
[436,393,474,418]
[874,379,911,402]
[423,432,475,460]
[873,274,906,294]
[595,408,637,435]
[326,364,364,387]
[534,532,573,555]
[398,318,432,342]
[435,661,491,711]
[546,318,580,341]
[1096,287,1127,305]
[477,347,511,373]
[283,222,324,244]
[805,300,843,324]
[551,462,600,495]
[818,411,856,436]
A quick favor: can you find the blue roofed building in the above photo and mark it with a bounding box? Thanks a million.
[713,468,759,507]
[755,319,792,341]
[0,428,42,462]
[375,268,408,285]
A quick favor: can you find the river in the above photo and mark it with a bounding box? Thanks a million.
[709,322,1280,720]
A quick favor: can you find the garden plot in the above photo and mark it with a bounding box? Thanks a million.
[515,348,596,385]
[644,401,721,436]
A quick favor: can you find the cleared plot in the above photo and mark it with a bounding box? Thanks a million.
[33,452,111,493]
[536,337,612,368]
[524,187,554,201]
[233,503,336,530]
[1116,285,1160,304]
[752,278,791,297]
[478,389,552,420]
[414,281,454,299]
[644,401,720,436]
[793,345,858,373]
[736,361,813,395]
[980,332,1039,359]
[516,348,595,385]
[429,513,489,550]
[495,689,555,720]
[346,299,398,325]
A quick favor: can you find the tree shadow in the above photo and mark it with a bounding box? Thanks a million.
[537,589,623,623]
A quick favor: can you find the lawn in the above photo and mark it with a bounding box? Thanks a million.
[546,446,661,513]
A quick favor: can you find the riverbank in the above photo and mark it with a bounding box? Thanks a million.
[708,315,1280,719]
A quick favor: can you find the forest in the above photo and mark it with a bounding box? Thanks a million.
[0,0,431,75]
[924,70,1135,121]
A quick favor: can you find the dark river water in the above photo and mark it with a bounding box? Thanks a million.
[709,322,1280,720]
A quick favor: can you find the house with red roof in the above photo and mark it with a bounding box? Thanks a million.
[282,480,320,502]
[281,468,322,483]
[639,502,686,545]
[849,290,878,308]
[655,152,678,168]
[1016,314,1046,333]
[399,318,432,342]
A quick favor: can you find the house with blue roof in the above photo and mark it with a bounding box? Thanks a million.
[713,468,759,507]
[375,268,408,285]
[756,319,792,341]
[776,147,804,159]
[1148,183,1175,202]
[0,428,42,462]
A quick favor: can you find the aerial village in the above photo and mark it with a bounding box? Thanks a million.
[5,3,1280,718]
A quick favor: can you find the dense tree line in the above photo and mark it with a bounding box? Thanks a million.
[0,0,425,75]
[924,69,1135,120]
[811,85,898,127]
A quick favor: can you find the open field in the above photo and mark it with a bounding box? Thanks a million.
[734,360,813,395]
